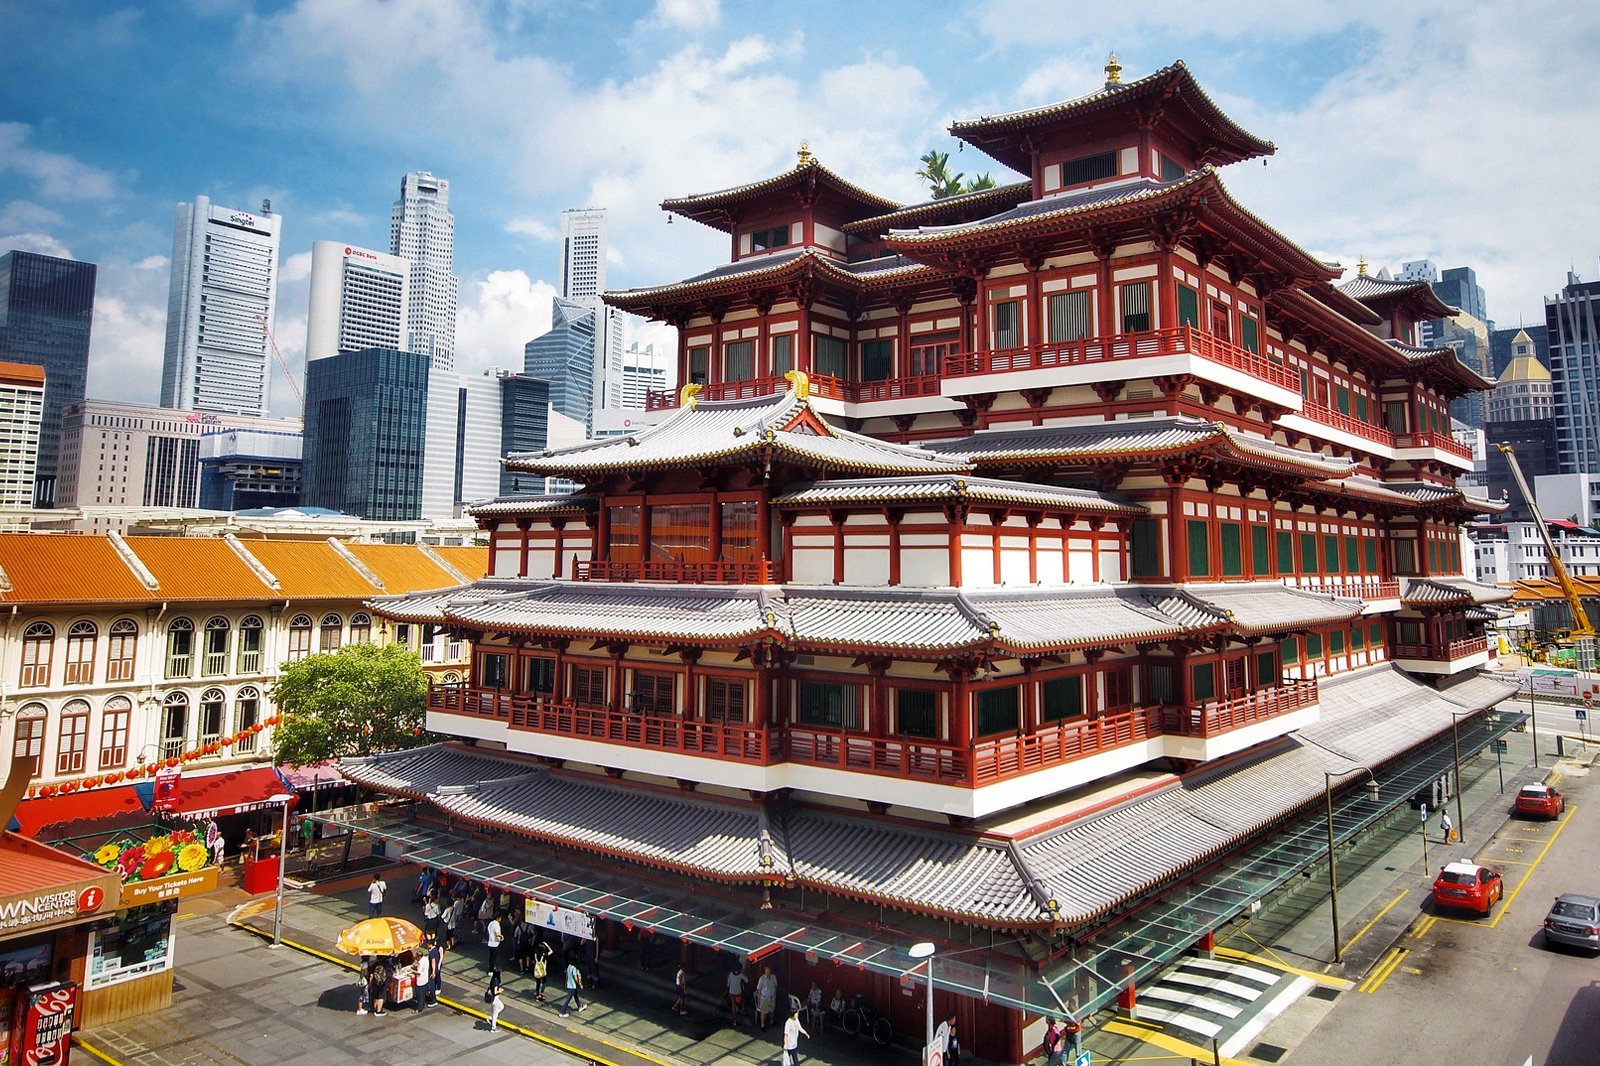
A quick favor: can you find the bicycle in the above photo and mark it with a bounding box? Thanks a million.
[840,993,893,1046]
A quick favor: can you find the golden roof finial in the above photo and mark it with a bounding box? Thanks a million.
[796,140,813,167]
[1105,52,1123,86]
[1357,255,1368,277]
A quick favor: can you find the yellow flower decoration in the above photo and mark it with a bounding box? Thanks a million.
[144,836,173,855]
[177,843,209,873]
[95,843,121,866]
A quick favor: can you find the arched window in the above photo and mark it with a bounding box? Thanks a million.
[287,614,313,663]
[160,692,189,758]
[12,703,46,776]
[100,695,131,769]
[319,612,343,653]
[202,617,230,676]
[199,688,226,749]
[56,699,90,775]
[235,687,260,754]
[349,611,373,645]
[64,621,98,685]
[19,622,53,687]
[442,671,461,684]
[106,619,139,682]
[237,615,264,673]
[166,618,195,679]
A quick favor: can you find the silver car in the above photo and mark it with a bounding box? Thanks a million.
[1543,894,1600,952]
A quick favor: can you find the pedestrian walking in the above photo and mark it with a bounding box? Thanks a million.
[559,958,586,1016]
[476,891,494,941]
[781,1006,809,1066]
[484,911,504,971]
[422,891,442,936]
[947,1021,962,1066]
[1042,1017,1065,1066]
[673,963,689,1015]
[209,828,226,869]
[756,965,778,1030]
[531,939,552,1001]
[485,969,504,1029]
[368,873,387,918]
[935,1012,955,1057]
[726,965,748,1026]
[427,937,444,1005]
[413,946,431,1012]
[446,895,465,949]
[1440,809,1454,843]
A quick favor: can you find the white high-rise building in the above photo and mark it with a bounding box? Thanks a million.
[160,196,281,416]
[389,172,458,371]
[0,361,44,509]
[305,241,411,361]
[560,208,606,300]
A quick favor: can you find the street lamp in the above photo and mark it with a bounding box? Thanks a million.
[909,941,936,1065]
[268,791,295,947]
[1324,766,1380,962]
[1448,710,1470,845]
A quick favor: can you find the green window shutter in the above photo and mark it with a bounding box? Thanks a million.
[1282,637,1299,663]
[1323,534,1338,572]
[1300,533,1317,572]
[1188,520,1211,577]
[1146,664,1174,704]
[1352,627,1365,649]
[1251,525,1270,574]
[1221,523,1243,577]
[975,687,1020,735]
[1331,631,1345,654]
[1131,519,1161,577]
[1364,538,1377,573]
[1344,537,1359,572]
[1240,316,1259,353]
[1307,632,1323,658]
[1191,662,1216,702]
[1040,676,1084,722]
[1177,285,1200,328]
[1336,387,1350,414]
[1277,530,1293,575]
[1357,395,1369,421]
[1255,650,1277,685]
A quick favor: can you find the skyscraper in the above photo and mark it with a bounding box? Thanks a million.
[389,172,457,371]
[0,361,44,509]
[1548,271,1600,474]
[302,348,431,520]
[305,241,411,361]
[523,298,597,428]
[559,208,606,300]
[1484,330,1557,519]
[0,250,96,506]
[159,196,280,416]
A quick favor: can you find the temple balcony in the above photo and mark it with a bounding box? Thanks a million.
[1391,636,1491,675]
[426,677,1320,819]
[644,371,956,419]
[940,326,1302,410]
[1278,400,1396,457]
[573,559,779,584]
[1286,576,1401,609]
[1393,430,1474,469]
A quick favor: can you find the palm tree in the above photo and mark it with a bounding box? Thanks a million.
[916,149,966,199]
[964,173,997,192]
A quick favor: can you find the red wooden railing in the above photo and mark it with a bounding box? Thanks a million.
[574,559,777,584]
[1299,401,1395,448]
[969,706,1165,785]
[787,729,969,782]
[1290,577,1401,600]
[1393,430,1473,462]
[1393,637,1489,661]
[1162,678,1319,738]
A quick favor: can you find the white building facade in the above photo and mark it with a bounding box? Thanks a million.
[389,172,458,371]
[159,196,281,416]
[0,361,44,509]
[305,241,411,361]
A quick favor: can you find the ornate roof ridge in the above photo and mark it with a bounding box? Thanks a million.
[660,159,900,232]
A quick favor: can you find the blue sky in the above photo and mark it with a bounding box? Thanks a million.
[2,0,1597,416]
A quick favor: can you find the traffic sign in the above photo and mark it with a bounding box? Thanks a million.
[1578,706,1589,721]
[1075,1051,1091,1066]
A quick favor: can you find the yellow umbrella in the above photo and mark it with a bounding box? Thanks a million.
[336,916,425,956]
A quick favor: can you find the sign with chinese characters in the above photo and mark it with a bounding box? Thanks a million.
[119,866,219,908]
[0,877,113,936]
[524,899,595,941]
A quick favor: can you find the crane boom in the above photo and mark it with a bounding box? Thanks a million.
[1497,443,1596,666]
[257,316,304,414]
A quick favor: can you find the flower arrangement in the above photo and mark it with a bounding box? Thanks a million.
[93,830,213,883]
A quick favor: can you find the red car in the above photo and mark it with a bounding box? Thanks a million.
[1515,783,1565,819]
[1432,861,1504,917]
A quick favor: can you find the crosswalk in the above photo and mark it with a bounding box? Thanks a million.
[1133,956,1315,1055]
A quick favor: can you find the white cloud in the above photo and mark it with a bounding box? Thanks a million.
[649,0,720,31]
[83,261,170,405]
[0,232,74,260]
[0,201,66,232]
[0,123,120,200]
[280,250,313,284]
[506,217,557,241]
[133,255,168,272]
[455,270,557,378]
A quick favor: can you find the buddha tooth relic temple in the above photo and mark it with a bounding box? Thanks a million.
[343,59,1518,1063]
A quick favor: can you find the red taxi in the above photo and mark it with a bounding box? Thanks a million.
[1515,783,1565,819]
[1431,861,1503,917]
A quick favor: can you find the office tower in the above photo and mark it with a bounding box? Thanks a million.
[523,298,597,428]
[1548,272,1600,474]
[302,348,431,521]
[1490,324,1549,378]
[198,430,303,511]
[389,172,457,371]
[159,196,280,416]
[1483,334,1557,522]
[55,400,301,512]
[305,241,411,361]
[620,343,668,408]
[1439,312,1493,429]
[560,209,606,300]
[498,375,550,496]
[419,370,553,516]
[0,250,95,506]
[1398,259,1439,283]
[1433,266,1488,325]
[0,361,44,508]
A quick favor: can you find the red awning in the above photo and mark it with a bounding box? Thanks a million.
[162,767,294,820]
[277,761,342,791]
[11,784,149,836]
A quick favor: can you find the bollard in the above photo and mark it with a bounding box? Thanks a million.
[1557,734,1565,758]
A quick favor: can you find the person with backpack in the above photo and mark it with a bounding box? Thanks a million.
[559,957,585,1016]
[484,969,504,1029]
[531,938,553,1001]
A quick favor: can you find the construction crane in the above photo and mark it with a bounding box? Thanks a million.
[1497,442,1596,670]
[257,316,304,415]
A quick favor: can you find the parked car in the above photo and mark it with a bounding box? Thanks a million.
[1515,783,1565,819]
[1432,861,1504,917]
[1543,894,1600,952]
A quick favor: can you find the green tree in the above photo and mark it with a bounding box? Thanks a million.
[964,173,997,192]
[916,149,965,199]
[270,643,432,766]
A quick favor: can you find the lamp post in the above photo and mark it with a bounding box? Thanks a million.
[909,942,936,1065]
[1324,766,1380,962]
[1448,710,1469,844]
[1529,677,1540,769]
[269,792,295,947]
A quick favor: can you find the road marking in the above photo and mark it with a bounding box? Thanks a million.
[71,1037,123,1065]
[1490,802,1578,928]
[1213,946,1351,988]
[1411,914,1438,938]
[1100,1018,1253,1065]
[1359,947,1408,993]
[1342,889,1408,956]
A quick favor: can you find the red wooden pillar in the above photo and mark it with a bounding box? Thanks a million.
[1026,515,1040,584]
[951,673,972,749]
[1096,247,1116,337]
[992,513,1004,584]
[948,508,964,585]
[710,314,725,387]
[886,510,902,587]
[518,519,532,578]
[551,519,566,578]
[1157,247,1176,330]
[831,510,846,585]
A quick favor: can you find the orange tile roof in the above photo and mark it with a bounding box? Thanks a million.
[344,543,458,594]
[0,361,46,387]
[122,536,275,602]
[236,540,380,600]
[0,831,122,899]
[431,545,489,581]
[0,534,156,604]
